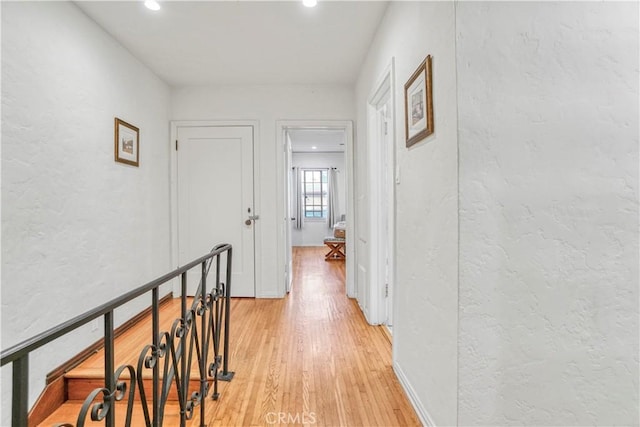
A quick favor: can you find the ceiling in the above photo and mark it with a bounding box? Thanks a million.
[75,1,388,87]
[288,129,345,153]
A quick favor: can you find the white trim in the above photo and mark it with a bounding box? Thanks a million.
[169,120,261,297]
[394,362,436,427]
[365,58,396,325]
[276,120,355,298]
[284,131,293,293]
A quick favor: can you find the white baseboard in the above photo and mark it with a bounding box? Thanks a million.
[256,293,282,298]
[393,362,436,427]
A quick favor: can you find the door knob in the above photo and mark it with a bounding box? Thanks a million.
[245,214,259,226]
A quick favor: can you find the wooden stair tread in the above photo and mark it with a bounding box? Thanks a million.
[63,296,228,401]
[65,297,222,375]
[65,365,207,379]
[38,400,201,427]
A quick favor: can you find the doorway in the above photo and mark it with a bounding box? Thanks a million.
[276,121,355,297]
[171,122,257,297]
[365,59,396,329]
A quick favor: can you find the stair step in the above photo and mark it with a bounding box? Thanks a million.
[38,400,202,427]
[66,375,208,401]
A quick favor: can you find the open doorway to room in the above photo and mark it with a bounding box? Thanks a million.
[360,59,396,333]
[276,121,354,298]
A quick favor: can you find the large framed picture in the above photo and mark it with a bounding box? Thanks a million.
[404,55,434,148]
[114,117,139,167]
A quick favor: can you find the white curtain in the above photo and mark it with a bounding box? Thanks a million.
[327,168,339,229]
[293,167,303,230]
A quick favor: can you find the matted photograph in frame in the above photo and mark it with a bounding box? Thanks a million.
[404,55,434,147]
[114,117,139,167]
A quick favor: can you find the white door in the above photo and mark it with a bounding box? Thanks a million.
[177,125,255,297]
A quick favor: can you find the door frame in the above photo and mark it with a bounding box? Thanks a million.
[276,120,355,298]
[170,120,261,297]
[284,130,293,293]
[366,58,397,325]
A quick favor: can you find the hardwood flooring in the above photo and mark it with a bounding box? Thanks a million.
[40,247,420,426]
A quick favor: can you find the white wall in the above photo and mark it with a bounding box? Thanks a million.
[291,152,346,247]
[456,2,639,425]
[171,85,355,297]
[1,1,171,422]
[355,2,458,425]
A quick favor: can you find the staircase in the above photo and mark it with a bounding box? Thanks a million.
[37,298,227,426]
[2,244,233,427]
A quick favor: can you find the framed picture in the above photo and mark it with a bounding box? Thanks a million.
[114,118,139,167]
[404,55,434,148]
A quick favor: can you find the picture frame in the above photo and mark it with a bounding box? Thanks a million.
[404,55,434,148]
[114,117,139,167]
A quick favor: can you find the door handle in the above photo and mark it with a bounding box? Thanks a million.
[245,214,260,226]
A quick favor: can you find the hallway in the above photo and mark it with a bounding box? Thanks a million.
[3,2,637,425]
[232,245,419,426]
[43,246,419,426]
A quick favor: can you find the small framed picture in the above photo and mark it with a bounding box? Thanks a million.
[404,55,434,148]
[114,118,139,167]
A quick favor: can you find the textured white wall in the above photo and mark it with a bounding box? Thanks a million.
[1,1,171,422]
[355,2,458,425]
[456,2,639,425]
[171,85,354,297]
[291,152,346,247]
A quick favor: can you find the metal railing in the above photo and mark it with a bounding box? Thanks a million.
[1,243,234,427]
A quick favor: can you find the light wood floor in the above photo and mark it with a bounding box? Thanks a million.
[41,247,420,426]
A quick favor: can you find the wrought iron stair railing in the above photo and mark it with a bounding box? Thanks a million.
[1,243,234,427]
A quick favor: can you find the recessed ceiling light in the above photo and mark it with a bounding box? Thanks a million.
[144,0,161,11]
[312,146,317,150]
[303,0,317,8]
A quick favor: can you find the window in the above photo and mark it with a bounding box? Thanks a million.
[302,169,328,219]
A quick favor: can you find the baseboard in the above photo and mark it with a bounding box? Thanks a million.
[256,292,282,298]
[45,291,174,384]
[393,362,436,427]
